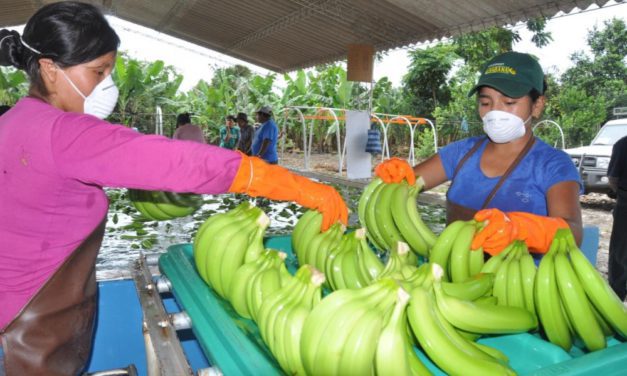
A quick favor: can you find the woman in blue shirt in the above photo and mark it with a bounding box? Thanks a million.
[376,51,582,255]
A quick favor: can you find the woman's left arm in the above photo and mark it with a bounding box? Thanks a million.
[546,180,583,245]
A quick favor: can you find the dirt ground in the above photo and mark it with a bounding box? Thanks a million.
[279,151,616,277]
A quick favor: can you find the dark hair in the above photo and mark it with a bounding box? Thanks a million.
[177,113,191,126]
[0,1,120,96]
[0,105,11,116]
[529,79,548,103]
[226,115,236,122]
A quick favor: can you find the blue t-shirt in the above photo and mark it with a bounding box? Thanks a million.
[252,118,279,163]
[439,136,582,216]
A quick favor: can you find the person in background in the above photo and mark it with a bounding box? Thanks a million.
[0,2,347,374]
[375,51,582,256]
[172,112,206,143]
[219,114,240,150]
[252,105,279,164]
[0,105,11,116]
[236,112,254,155]
[608,135,627,301]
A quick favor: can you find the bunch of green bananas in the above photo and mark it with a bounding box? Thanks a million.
[429,220,484,282]
[193,202,270,298]
[128,189,202,220]
[324,229,384,290]
[300,278,429,375]
[535,229,627,352]
[227,249,287,319]
[481,241,537,316]
[257,265,325,375]
[292,210,344,273]
[245,253,292,321]
[375,241,419,281]
[292,210,323,260]
[358,178,436,257]
[407,264,536,375]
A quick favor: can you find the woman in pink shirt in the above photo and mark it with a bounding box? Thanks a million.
[0,2,347,374]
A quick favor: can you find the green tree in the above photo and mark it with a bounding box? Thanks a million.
[403,44,457,117]
[558,18,626,144]
[111,53,184,135]
[0,67,29,105]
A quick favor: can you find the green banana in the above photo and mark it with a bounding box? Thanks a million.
[218,214,270,298]
[151,190,196,218]
[228,250,283,319]
[313,222,344,273]
[429,220,467,280]
[293,210,322,263]
[246,255,289,322]
[519,245,537,315]
[564,230,627,339]
[292,209,318,260]
[449,221,476,282]
[506,247,526,309]
[406,181,437,249]
[194,205,253,283]
[374,183,405,249]
[377,241,412,280]
[407,286,516,375]
[207,213,261,297]
[468,247,485,278]
[433,264,537,334]
[358,177,384,229]
[375,288,431,376]
[441,272,495,301]
[492,245,515,306]
[390,182,430,257]
[325,235,348,291]
[534,238,572,351]
[364,182,389,250]
[355,229,384,284]
[481,242,516,273]
[300,279,397,375]
[554,245,606,351]
[257,265,324,375]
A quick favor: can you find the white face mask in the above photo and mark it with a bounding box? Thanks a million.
[482,110,531,143]
[58,68,119,119]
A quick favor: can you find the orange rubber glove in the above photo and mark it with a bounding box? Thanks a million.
[374,158,416,185]
[228,153,348,231]
[472,208,569,256]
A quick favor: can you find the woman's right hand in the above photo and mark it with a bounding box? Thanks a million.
[374,158,416,185]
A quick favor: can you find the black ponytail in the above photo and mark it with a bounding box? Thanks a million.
[0,1,120,96]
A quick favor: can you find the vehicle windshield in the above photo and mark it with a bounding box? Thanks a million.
[591,124,627,145]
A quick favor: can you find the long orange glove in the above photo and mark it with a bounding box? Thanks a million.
[229,153,348,231]
[471,208,569,256]
[374,158,416,185]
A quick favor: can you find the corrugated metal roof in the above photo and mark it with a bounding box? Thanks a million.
[0,0,612,72]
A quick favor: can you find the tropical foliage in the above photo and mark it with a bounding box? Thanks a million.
[0,19,624,156]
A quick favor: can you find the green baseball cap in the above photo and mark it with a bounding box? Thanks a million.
[468,51,544,98]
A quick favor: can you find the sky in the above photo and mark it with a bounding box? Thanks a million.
[7,1,627,92]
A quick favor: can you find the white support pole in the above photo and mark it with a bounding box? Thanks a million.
[386,116,414,165]
[155,106,163,136]
[533,120,565,149]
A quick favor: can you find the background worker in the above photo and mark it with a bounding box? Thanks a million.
[173,112,206,143]
[252,105,279,164]
[219,114,240,150]
[375,51,582,256]
[0,2,347,374]
[608,135,627,301]
[236,112,254,155]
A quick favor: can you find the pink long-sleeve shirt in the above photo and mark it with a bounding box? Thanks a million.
[0,97,241,328]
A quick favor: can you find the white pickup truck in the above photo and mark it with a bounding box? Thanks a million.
[565,118,627,196]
